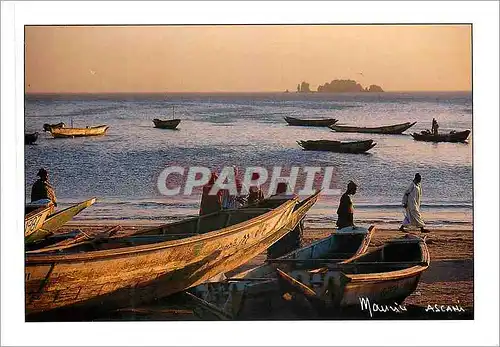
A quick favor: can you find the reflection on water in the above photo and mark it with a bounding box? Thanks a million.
[25,92,472,228]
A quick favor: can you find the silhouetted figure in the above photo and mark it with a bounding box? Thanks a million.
[31,168,57,207]
[336,181,357,229]
[431,118,439,135]
[199,172,223,216]
[247,172,264,206]
[399,173,429,233]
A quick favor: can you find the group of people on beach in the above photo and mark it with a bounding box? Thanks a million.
[30,166,428,233]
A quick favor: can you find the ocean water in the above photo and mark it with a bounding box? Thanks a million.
[24,92,473,229]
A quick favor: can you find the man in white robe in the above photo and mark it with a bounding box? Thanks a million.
[399,173,429,233]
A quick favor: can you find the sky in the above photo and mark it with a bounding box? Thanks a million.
[25,25,472,93]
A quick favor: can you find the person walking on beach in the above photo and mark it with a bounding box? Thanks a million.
[199,172,223,216]
[336,180,357,229]
[31,168,57,207]
[399,173,429,233]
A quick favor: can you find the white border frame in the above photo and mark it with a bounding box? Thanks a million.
[2,1,499,346]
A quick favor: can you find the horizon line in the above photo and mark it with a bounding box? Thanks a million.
[25,90,472,95]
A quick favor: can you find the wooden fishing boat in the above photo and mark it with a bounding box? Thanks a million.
[25,132,39,145]
[297,139,376,154]
[276,235,429,315]
[329,121,416,134]
[411,130,471,143]
[25,206,52,239]
[153,118,181,129]
[25,198,97,244]
[25,198,298,320]
[49,125,109,138]
[190,225,374,319]
[43,122,65,132]
[284,116,338,127]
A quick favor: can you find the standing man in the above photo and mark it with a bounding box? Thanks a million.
[336,180,357,229]
[31,168,57,207]
[399,173,429,233]
[431,118,439,135]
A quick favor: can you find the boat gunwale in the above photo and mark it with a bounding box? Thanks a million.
[26,198,298,263]
[25,206,52,237]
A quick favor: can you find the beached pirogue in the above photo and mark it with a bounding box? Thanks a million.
[25,198,97,244]
[25,195,319,320]
[411,130,471,143]
[329,121,416,134]
[190,225,374,319]
[276,235,429,316]
[297,140,376,154]
[47,125,109,138]
[153,118,181,129]
[284,116,338,127]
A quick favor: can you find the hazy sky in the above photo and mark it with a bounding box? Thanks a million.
[25,25,471,93]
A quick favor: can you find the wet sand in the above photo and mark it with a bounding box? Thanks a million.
[55,222,474,320]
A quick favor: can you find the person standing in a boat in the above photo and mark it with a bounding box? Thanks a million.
[199,172,223,216]
[336,181,357,229]
[431,118,439,135]
[31,168,57,207]
[399,173,429,233]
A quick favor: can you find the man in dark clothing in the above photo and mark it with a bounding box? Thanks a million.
[336,180,357,229]
[31,168,57,206]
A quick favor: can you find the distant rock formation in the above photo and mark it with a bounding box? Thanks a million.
[296,79,384,93]
[297,81,311,93]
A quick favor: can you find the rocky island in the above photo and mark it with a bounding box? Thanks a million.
[296,79,384,93]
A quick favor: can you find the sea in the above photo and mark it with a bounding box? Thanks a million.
[24,92,473,230]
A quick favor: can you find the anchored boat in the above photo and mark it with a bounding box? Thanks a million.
[329,122,416,134]
[48,125,109,138]
[411,130,471,143]
[297,139,376,154]
[284,116,338,127]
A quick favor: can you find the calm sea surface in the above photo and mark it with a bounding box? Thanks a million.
[25,92,473,229]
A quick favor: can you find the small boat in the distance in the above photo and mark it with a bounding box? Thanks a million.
[43,122,65,132]
[284,116,338,127]
[329,121,416,134]
[297,139,376,154]
[25,132,39,145]
[411,130,471,143]
[153,118,181,130]
[154,105,181,129]
[48,125,109,138]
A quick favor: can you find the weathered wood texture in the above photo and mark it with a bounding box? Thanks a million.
[25,206,52,238]
[25,198,298,319]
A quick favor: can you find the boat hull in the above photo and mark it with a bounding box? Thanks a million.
[25,198,97,244]
[49,125,109,138]
[25,206,52,238]
[284,117,338,127]
[276,236,429,316]
[329,122,416,134]
[411,130,471,143]
[153,119,181,129]
[25,199,297,319]
[297,140,376,154]
[25,132,39,145]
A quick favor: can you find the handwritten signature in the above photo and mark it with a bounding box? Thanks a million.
[359,297,466,318]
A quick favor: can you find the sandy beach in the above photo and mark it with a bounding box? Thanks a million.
[56,221,473,320]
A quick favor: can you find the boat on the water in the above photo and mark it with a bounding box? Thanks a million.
[25,198,97,244]
[153,118,181,130]
[48,125,109,138]
[284,116,338,127]
[25,198,298,320]
[297,139,376,154]
[411,130,471,143]
[25,132,39,145]
[329,122,416,134]
[190,225,374,319]
[43,122,65,132]
[276,235,429,316]
[25,206,53,239]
